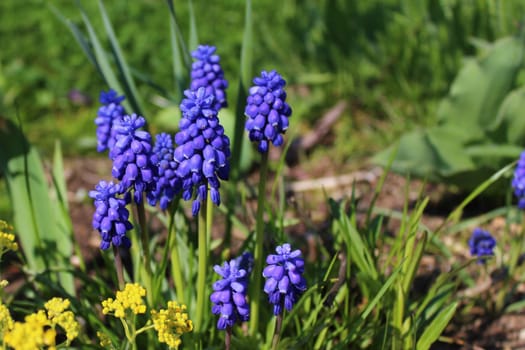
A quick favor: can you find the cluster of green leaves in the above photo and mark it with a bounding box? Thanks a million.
[375,32,525,193]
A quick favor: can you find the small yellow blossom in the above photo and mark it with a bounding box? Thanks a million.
[0,302,14,335]
[0,221,18,254]
[4,310,56,350]
[3,297,79,349]
[151,301,193,349]
[97,331,114,348]
[102,283,147,318]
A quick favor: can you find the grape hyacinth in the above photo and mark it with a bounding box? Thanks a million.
[190,45,228,111]
[245,70,292,153]
[512,151,525,209]
[263,243,306,315]
[149,133,181,210]
[109,114,156,204]
[468,228,496,264]
[173,87,231,216]
[89,181,133,250]
[95,89,126,152]
[210,252,253,330]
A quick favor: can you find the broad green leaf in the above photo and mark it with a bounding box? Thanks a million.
[0,118,74,295]
[416,302,458,350]
[437,36,524,130]
[489,85,525,144]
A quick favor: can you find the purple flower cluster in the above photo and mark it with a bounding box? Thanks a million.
[245,70,292,153]
[190,45,228,111]
[95,89,126,152]
[173,88,230,216]
[149,133,181,210]
[210,253,253,330]
[89,181,132,250]
[263,243,306,315]
[109,114,157,204]
[468,228,496,264]
[512,151,525,209]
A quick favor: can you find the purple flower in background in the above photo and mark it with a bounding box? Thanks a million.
[89,181,132,250]
[263,243,306,315]
[173,88,230,216]
[95,89,126,152]
[109,114,156,203]
[149,133,181,210]
[244,70,292,153]
[468,228,496,264]
[190,45,228,111]
[512,151,525,209]
[210,252,253,330]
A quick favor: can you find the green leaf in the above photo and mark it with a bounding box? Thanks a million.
[0,118,74,293]
[166,0,188,101]
[416,302,458,350]
[76,1,129,112]
[98,0,144,116]
[489,85,525,144]
[437,36,524,130]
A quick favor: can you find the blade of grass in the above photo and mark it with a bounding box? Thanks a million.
[75,1,129,112]
[187,0,198,49]
[98,0,144,116]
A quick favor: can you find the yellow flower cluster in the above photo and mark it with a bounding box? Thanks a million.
[3,297,79,350]
[102,283,147,318]
[0,221,18,254]
[4,311,57,350]
[0,302,13,336]
[151,301,193,349]
[45,298,80,341]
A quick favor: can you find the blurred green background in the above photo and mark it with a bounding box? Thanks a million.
[1,0,525,219]
[2,0,524,151]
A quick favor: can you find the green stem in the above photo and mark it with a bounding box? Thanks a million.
[168,210,185,304]
[195,191,210,333]
[136,198,153,305]
[271,312,283,350]
[113,246,125,289]
[249,152,269,336]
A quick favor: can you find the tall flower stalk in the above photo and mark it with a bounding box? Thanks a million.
[244,70,292,335]
[173,87,231,331]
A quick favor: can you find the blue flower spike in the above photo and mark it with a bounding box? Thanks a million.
[173,87,231,216]
[210,252,253,330]
[149,133,181,210]
[468,228,496,264]
[190,45,228,111]
[89,181,133,250]
[245,70,292,153]
[512,151,525,209]
[109,114,157,204]
[95,89,126,152]
[263,243,306,315]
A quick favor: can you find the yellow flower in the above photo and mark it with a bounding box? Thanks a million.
[0,302,13,335]
[102,283,147,318]
[151,301,193,349]
[97,331,113,348]
[3,297,79,349]
[44,297,80,342]
[4,310,55,350]
[0,221,17,254]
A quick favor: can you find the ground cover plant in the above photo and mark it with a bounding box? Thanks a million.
[2,0,525,349]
